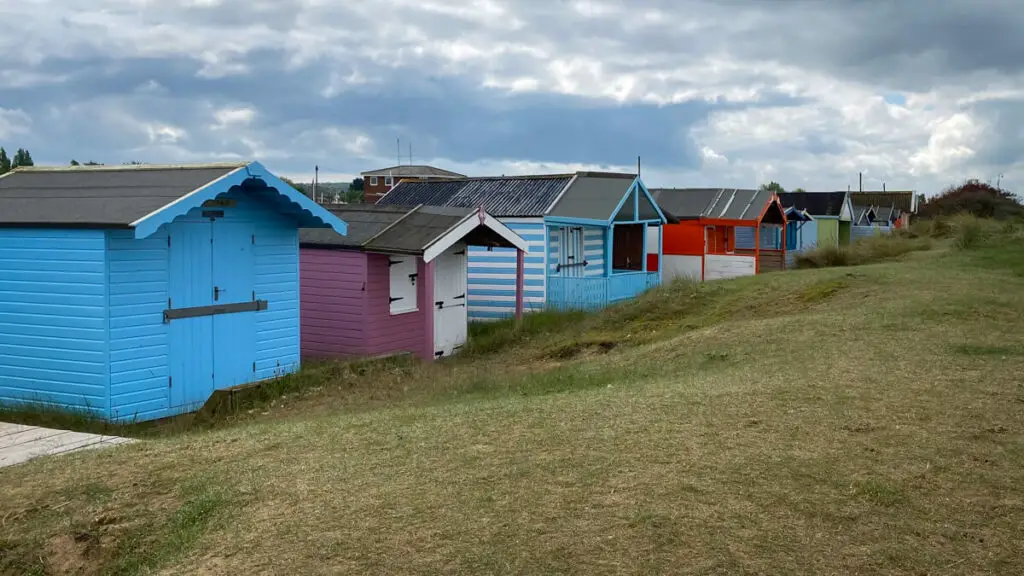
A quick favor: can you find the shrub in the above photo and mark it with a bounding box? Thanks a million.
[795,234,931,269]
[919,180,1024,220]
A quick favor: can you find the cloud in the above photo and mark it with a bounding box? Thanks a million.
[0,0,1022,193]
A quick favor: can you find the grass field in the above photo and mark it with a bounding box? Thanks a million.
[1,233,1023,575]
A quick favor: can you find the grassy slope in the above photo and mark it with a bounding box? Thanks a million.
[2,243,1024,575]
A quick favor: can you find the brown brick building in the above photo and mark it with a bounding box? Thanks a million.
[361,165,466,204]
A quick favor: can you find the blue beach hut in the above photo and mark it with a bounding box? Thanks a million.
[0,162,347,422]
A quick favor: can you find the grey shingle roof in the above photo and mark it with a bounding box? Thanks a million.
[376,175,573,217]
[0,164,244,227]
[650,188,772,222]
[548,172,637,220]
[360,165,466,178]
[300,204,518,254]
[778,192,849,217]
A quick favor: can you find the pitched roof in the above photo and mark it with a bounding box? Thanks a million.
[547,172,643,221]
[299,204,526,256]
[778,191,849,217]
[0,163,244,227]
[360,165,466,179]
[0,162,348,237]
[375,174,573,217]
[852,205,873,225]
[873,205,896,222]
[850,191,915,213]
[650,188,775,222]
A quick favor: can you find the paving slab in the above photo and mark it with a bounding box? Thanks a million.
[0,424,134,468]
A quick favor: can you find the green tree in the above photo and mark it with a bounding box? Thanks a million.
[70,159,80,166]
[0,148,10,174]
[760,181,785,194]
[84,161,103,166]
[794,187,806,193]
[350,177,364,192]
[11,148,33,168]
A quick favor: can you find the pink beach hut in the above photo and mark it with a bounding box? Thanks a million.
[299,204,530,360]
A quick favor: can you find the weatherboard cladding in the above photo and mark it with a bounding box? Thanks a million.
[0,165,241,226]
[0,175,317,422]
[377,176,572,217]
[468,218,546,321]
[547,174,636,220]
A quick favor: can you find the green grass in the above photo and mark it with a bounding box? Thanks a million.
[2,237,1024,574]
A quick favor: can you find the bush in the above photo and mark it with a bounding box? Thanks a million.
[919,180,1024,220]
[796,234,931,269]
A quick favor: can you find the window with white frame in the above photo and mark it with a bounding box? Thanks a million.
[384,176,393,187]
[369,176,379,186]
[388,256,418,315]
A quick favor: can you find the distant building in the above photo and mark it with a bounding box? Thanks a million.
[360,165,466,204]
[850,190,919,228]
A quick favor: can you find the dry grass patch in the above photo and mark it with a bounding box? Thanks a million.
[2,242,1024,574]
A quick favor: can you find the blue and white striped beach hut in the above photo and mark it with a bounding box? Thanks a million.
[376,171,668,319]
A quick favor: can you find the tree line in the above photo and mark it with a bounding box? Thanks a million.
[0,147,34,174]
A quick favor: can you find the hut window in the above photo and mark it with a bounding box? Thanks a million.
[370,176,379,186]
[384,176,393,187]
[388,256,418,315]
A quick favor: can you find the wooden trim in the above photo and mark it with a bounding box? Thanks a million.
[163,300,268,322]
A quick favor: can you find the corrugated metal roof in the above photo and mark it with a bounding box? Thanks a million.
[0,164,243,226]
[651,188,769,222]
[649,188,719,220]
[360,164,466,178]
[850,191,914,213]
[376,175,573,217]
[548,173,635,220]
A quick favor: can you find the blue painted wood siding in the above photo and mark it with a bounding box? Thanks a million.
[0,193,307,422]
[0,229,110,417]
[547,225,605,277]
[107,229,171,421]
[852,225,891,241]
[735,226,784,250]
[467,218,546,321]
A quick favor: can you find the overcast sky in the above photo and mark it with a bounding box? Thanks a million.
[1,0,1021,194]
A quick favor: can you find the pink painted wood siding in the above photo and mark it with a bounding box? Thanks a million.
[300,248,368,357]
[363,253,427,358]
[300,248,429,359]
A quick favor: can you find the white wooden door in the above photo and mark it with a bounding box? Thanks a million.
[558,227,584,277]
[432,244,468,358]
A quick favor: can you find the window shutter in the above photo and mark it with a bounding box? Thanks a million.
[388,257,418,315]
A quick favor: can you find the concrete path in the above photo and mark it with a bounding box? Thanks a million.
[0,423,134,469]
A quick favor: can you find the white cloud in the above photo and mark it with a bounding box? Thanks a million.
[0,109,32,139]
[212,107,257,129]
[3,0,1024,194]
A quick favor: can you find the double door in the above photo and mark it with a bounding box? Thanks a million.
[167,219,257,410]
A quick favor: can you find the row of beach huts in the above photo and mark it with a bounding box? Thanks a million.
[0,162,916,422]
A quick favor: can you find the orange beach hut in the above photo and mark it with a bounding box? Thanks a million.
[649,188,788,281]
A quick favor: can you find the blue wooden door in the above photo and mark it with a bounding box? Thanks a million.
[211,221,256,389]
[167,221,215,410]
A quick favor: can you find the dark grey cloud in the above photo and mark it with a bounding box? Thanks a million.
[0,0,1022,192]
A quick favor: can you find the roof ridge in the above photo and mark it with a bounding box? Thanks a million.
[11,162,249,173]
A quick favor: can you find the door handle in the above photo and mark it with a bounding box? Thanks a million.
[214,286,220,301]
